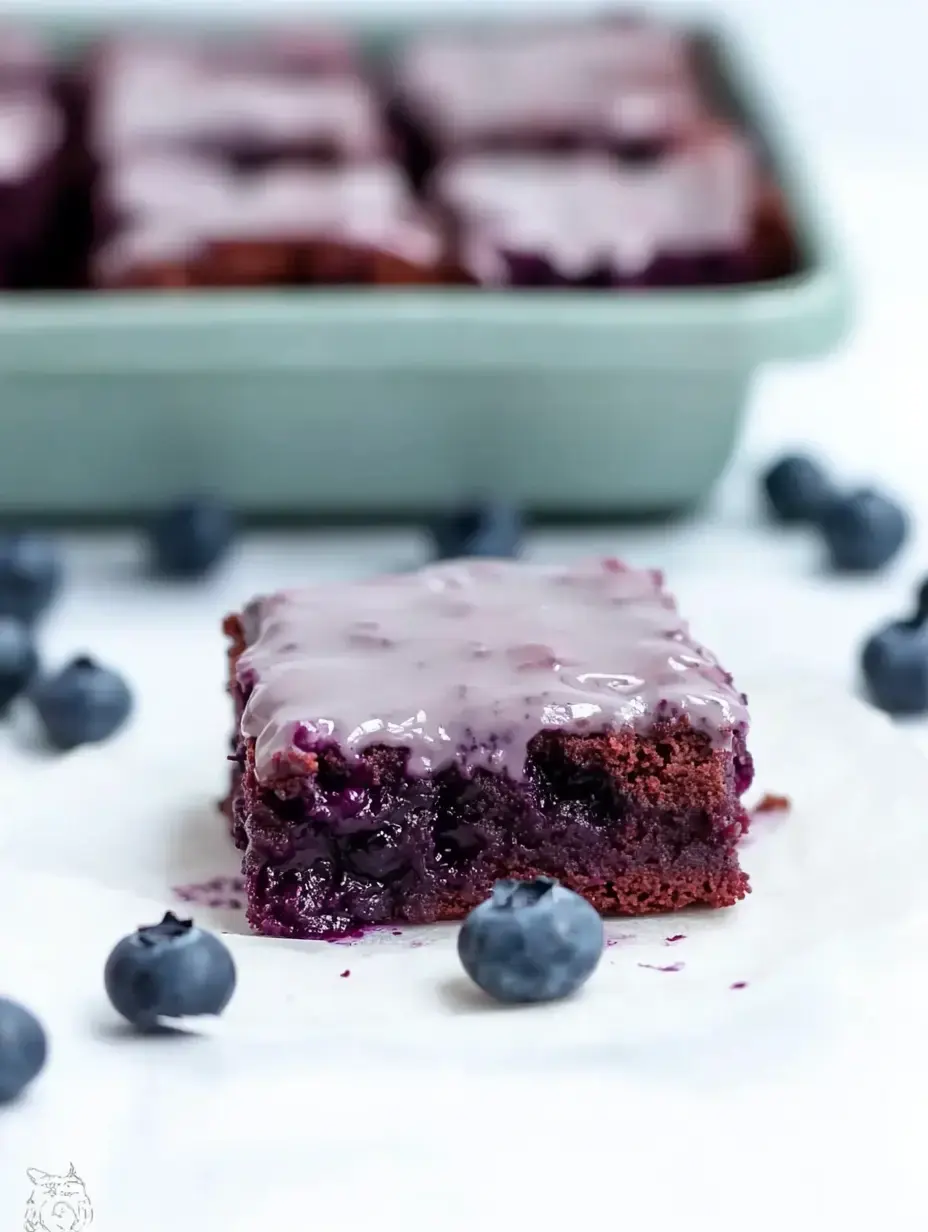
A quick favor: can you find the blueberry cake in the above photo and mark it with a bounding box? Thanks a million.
[87,33,386,163]
[87,34,459,288]
[0,30,64,287]
[0,14,799,290]
[93,154,449,289]
[223,559,754,939]
[434,128,775,287]
[394,14,704,160]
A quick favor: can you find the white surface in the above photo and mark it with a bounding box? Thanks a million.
[1,653,928,1228]
[2,652,920,1047]
[0,871,924,1232]
[0,529,927,1227]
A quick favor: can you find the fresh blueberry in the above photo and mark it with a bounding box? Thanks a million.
[457,877,604,1004]
[861,580,928,715]
[761,455,835,524]
[104,911,237,1029]
[819,488,908,572]
[0,996,48,1104]
[430,501,523,561]
[0,617,39,715]
[148,497,236,579]
[0,533,62,624]
[30,655,133,751]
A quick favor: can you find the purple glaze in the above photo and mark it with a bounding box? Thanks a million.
[236,558,749,785]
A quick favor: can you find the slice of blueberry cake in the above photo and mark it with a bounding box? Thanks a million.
[223,559,754,939]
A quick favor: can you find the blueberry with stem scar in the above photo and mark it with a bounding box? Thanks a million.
[457,877,604,1004]
[104,911,237,1029]
[861,580,928,715]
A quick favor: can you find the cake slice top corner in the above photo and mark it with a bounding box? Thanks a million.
[233,557,748,782]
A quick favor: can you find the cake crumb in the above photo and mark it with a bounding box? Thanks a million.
[753,793,791,815]
[638,962,685,973]
[340,969,351,978]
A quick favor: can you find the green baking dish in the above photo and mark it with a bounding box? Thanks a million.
[0,1,851,519]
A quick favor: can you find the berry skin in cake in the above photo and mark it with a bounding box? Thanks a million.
[224,558,754,940]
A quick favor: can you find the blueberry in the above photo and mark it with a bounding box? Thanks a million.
[0,996,48,1103]
[457,877,604,1004]
[0,617,39,715]
[30,655,133,751]
[148,497,236,579]
[0,533,62,624]
[761,455,834,524]
[861,580,928,715]
[104,911,237,1029]
[819,488,908,572]
[430,501,522,561]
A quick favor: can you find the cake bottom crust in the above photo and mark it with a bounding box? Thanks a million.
[243,856,750,939]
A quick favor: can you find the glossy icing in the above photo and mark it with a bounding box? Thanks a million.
[235,558,749,784]
[93,38,383,157]
[0,94,60,180]
[438,135,755,280]
[397,17,700,145]
[96,157,441,278]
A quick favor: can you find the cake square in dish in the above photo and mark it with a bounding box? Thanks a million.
[393,14,704,158]
[93,153,447,288]
[0,30,64,287]
[87,34,387,164]
[223,559,754,939]
[434,129,775,287]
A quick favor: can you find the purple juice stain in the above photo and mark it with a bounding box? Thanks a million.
[638,962,685,973]
[340,969,351,978]
[605,933,636,948]
[730,981,748,990]
[665,934,686,944]
[173,875,245,910]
